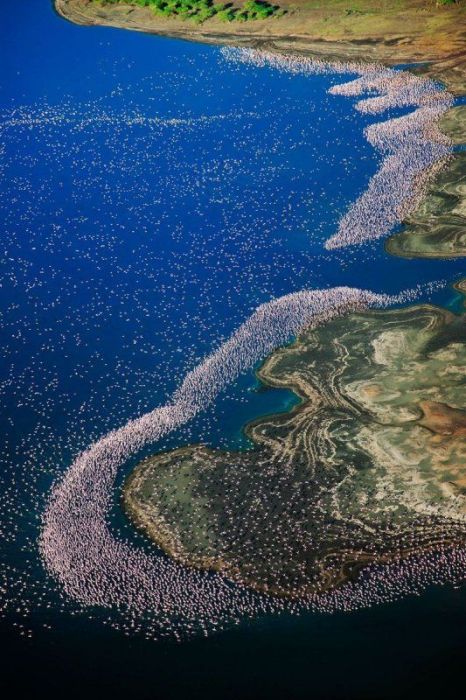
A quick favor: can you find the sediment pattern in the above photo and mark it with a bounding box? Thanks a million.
[124,291,466,598]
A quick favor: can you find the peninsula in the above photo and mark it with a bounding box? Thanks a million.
[124,282,466,598]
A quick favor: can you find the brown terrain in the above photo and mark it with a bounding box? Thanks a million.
[55,1,466,93]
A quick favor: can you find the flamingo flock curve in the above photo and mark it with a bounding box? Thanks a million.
[39,49,460,641]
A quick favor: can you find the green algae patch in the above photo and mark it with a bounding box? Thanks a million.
[123,285,466,598]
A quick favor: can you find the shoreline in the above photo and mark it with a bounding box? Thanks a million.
[386,105,466,259]
[55,1,466,94]
[55,0,465,259]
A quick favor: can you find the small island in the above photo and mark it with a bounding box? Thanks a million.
[124,282,466,598]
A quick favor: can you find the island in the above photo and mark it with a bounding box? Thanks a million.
[123,281,466,598]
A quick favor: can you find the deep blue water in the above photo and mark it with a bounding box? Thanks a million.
[0,1,465,698]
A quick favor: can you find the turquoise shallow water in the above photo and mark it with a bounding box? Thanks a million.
[0,1,465,697]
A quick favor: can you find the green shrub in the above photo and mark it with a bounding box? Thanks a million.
[95,0,283,23]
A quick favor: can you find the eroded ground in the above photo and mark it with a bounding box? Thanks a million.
[124,282,466,598]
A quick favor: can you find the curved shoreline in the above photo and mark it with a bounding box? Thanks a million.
[55,1,466,93]
[123,445,463,600]
[38,3,466,638]
[55,1,465,258]
[41,288,417,638]
[223,46,457,252]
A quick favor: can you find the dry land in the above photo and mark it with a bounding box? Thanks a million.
[124,282,466,597]
[56,1,466,92]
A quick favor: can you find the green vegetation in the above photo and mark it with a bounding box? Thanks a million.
[88,0,464,28]
[96,0,283,23]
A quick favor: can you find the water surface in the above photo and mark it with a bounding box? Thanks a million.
[0,1,465,698]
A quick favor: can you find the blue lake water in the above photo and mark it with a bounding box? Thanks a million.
[1,1,465,698]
